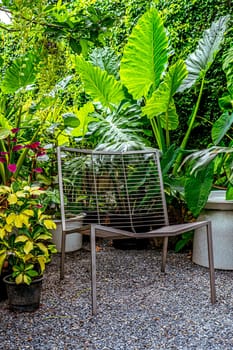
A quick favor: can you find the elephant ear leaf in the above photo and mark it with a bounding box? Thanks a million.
[185,161,214,218]
[211,111,233,145]
[120,8,169,100]
[179,15,229,92]
[1,53,37,94]
[142,60,187,130]
[89,47,120,79]
[75,56,125,108]
[223,46,233,97]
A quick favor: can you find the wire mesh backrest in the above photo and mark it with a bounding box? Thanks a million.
[57,147,169,233]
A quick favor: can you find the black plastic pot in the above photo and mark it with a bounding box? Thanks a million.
[0,272,9,301]
[3,275,43,312]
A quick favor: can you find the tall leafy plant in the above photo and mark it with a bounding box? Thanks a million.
[74,8,228,172]
[173,15,229,173]
[183,45,233,207]
[0,52,80,185]
[74,9,187,152]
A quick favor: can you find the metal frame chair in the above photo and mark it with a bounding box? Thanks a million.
[57,146,216,315]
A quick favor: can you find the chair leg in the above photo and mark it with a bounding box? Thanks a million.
[161,236,168,272]
[91,225,97,315]
[206,221,216,304]
[60,230,66,280]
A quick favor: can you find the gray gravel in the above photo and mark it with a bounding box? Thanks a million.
[0,243,233,350]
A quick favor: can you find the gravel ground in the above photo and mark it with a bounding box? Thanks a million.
[0,242,233,350]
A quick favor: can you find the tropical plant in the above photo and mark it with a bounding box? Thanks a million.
[74,9,185,151]
[0,181,57,285]
[0,49,83,187]
[183,45,233,217]
[172,15,229,172]
[0,127,47,185]
[87,101,150,151]
[74,9,229,166]
[72,9,230,243]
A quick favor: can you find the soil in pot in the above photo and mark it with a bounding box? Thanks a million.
[3,275,43,312]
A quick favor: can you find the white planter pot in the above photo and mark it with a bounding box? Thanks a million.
[52,215,84,253]
[193,191,233,270]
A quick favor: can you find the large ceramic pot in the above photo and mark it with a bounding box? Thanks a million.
[3,275,43,312]
[193,190,233,270]
[52,214,84,252]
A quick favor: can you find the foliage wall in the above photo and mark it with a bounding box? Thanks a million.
[0,0,232,153]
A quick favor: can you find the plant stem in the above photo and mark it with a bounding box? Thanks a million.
[173,75,205,174]
[150,117,165,152]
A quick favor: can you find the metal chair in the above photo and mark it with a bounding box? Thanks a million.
[57,147,216,315]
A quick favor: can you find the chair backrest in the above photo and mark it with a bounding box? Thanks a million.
[57,147,169,233]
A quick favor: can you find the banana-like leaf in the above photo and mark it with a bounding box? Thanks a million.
[211,111,233,145]
[142,60,187,130]
[1,53,37,94]
[120,8,168,99]
[185,162,214,217]
[178,16,229,92]
[75,56,125,108]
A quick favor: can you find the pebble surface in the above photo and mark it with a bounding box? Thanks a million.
[0,243,233,350]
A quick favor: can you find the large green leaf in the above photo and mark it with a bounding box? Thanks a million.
[120,8,169,99]
[1,53,37,94]
[75,56,125,108]
[89,47,120,79]
[179,16,229,92]
[211,111,233,145]
[142,60,187,130]
[184,162,214,217]
[71,102,95,137]
[88,102,148,151]
[223,46,233,97]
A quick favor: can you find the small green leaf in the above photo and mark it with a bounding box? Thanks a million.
[27,270,39,277]
[218,95,233,111]
[62,113,80,127]
[0,128,11,140]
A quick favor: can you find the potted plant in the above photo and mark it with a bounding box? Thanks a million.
[184,147,233,270]
[0,181,57,311]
